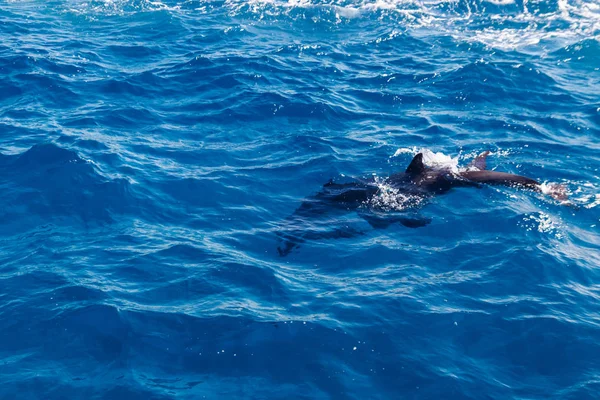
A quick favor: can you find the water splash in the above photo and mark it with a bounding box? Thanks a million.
[521,211,564,238]
[421,149,460,172]
[391,148,461,172]
[367,176,426,211]
[391,147,420,158]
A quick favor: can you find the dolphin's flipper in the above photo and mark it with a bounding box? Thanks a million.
[398,216,432,228]
[468,151,490,170]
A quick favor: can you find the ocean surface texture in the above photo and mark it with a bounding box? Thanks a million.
[1,0,600,399]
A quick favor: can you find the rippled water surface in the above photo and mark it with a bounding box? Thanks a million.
[1,0,600,398]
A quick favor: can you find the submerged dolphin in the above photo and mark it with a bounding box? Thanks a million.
[277,151,567,256]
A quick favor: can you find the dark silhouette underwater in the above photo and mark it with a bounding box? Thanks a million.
[277,151,568,256]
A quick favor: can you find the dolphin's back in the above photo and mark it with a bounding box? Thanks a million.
[460,170,540,189]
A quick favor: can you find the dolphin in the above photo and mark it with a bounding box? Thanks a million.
[276,151,567,256]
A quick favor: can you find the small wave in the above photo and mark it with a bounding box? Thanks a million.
[0,144,140,227]
[215,0,600,52]
[2,1,600,398]
[67,0,181,15]
[570,182,600,209]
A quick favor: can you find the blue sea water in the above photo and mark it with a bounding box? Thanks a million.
[1,0,600,398]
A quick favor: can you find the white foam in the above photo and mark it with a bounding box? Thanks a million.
[68,0,180,15]
[421,149,460,172]
[462,0,600,52]
[521,212,564,238]
[333,5,363,19]
[484,0,515,5]
[391,147,419,157]
[221,0,600,52]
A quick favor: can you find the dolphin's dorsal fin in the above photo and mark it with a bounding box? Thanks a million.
[405,153,425,174]
[468,151,490,170]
